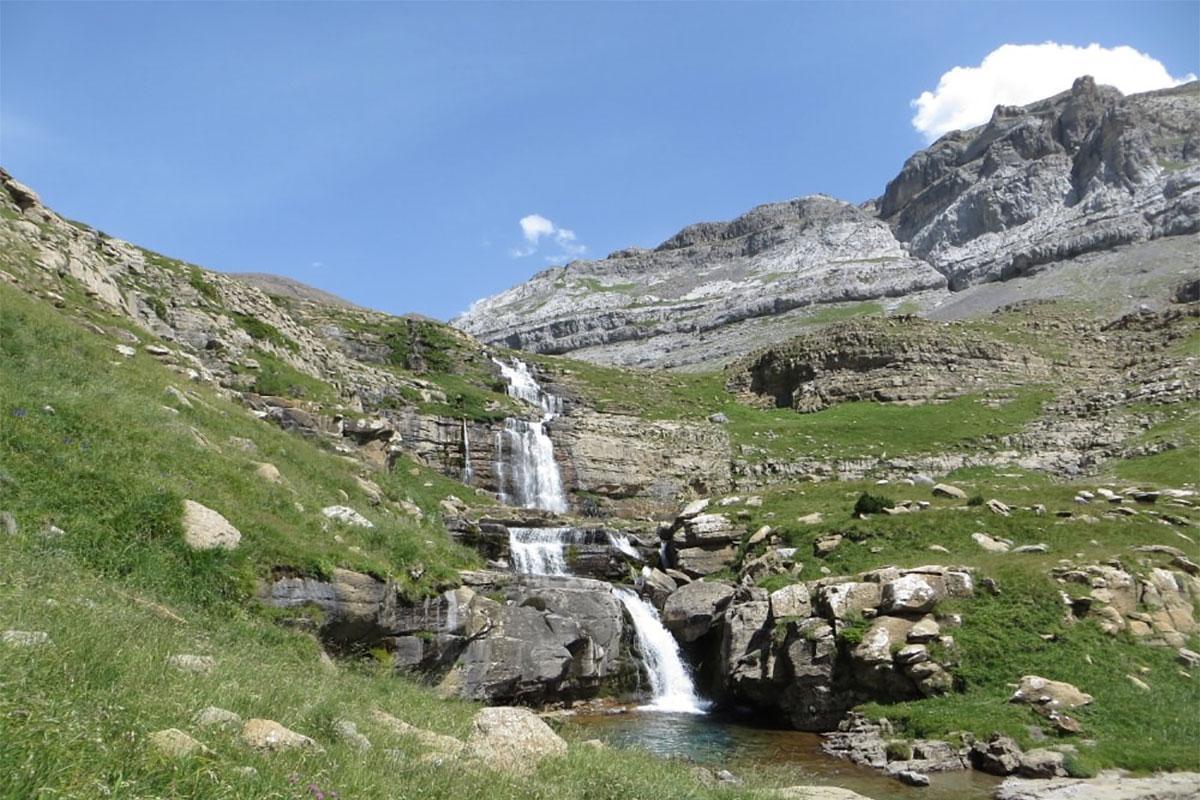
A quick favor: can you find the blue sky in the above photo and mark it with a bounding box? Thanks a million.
[2,2,1197,320]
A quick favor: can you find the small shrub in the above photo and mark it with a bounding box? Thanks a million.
[885,740,913,761]
[187,267,221,303]
[838,613,870,646]
[967,494,985,507]
[854,492,895,516]
[147,296,169,322]
[1063,751,1101,778]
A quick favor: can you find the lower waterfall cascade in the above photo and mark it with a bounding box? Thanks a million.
[614,588,708,715]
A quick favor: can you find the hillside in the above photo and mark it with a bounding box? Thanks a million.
[454,78,1200,370]
[1,153,1198,800]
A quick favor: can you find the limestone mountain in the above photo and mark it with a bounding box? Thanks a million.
[454,78,1200,369]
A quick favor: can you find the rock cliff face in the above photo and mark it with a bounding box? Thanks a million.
[455,196,946,366]
[880,77,1200,288]
[454,79,1200,369]
[263,568,640,705]
[726,316,1049,412]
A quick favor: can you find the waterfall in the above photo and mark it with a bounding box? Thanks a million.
[461,419,474,484]
[493,358,568,513]
[508,526,585,576]
[493,357,703,714]
[609,532,639,559]
[614,588,707,715]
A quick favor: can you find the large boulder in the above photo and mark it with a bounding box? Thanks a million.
[880,574,940,614]
[663,580,735,642]
[720,593,772,699]
[769,583,813,619]
[467,706,567,775]
[817,582,881,620]
[994,770,1200,800]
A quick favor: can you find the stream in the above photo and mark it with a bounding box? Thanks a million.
[568,711,1000,800]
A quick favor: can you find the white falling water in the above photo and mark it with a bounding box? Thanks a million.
[609,532,640,559]
[614,588,707,714]
[493,358,569,513]
[461,419,474,484]
[508,526,584,576]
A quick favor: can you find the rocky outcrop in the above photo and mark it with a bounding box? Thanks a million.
[1056,560,1199,648]
[881,78,1200,289]
[664,564,973,730]
[726,315,1049,411]
[552,410,732,504]
[261,569,638,705]
[454,196,946,368]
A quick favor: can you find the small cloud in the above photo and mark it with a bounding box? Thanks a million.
[311,261,324,269]
[510,214,587,263]
[911,42,1196,141]
[519,214,555,244]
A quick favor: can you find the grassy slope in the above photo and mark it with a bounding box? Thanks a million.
[0,283,478,603]
[0,285,765,800]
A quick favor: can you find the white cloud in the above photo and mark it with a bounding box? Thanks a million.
[511,214,587,263]
[519,213,555,244]
[911,42,1196,141]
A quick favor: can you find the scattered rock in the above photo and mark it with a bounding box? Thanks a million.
[0,511,17,535]
[164,386,193,408]
[895,769,931,787]
[663,580,735,641]
[972,532,1010,553]
[1,630,50,647]
[1126,674,1150,691]
[775,787,874,799]
[166,654,216,674]
[970,734,1023,775]
[814,534,843,556]
[333,719,372,751]
[115,344,136,358]
[1011,676,1094,709]
[194,706,242,729]
[321,505,374,528]
[932,483,968,499]
[148,728,210,759]
[1177,648,1200,669]
[797,512,824,524]
[1017,748,1067,778]
[371,709,465,758]
[1012,544,1049,554]
[240,719,319,752]
[880,574,939,614]
[254,462,283,484]
[182,500,242,550]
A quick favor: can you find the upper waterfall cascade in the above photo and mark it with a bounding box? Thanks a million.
[493,358,568,513]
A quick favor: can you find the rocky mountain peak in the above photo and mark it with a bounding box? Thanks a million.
[456,78,1198,369]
